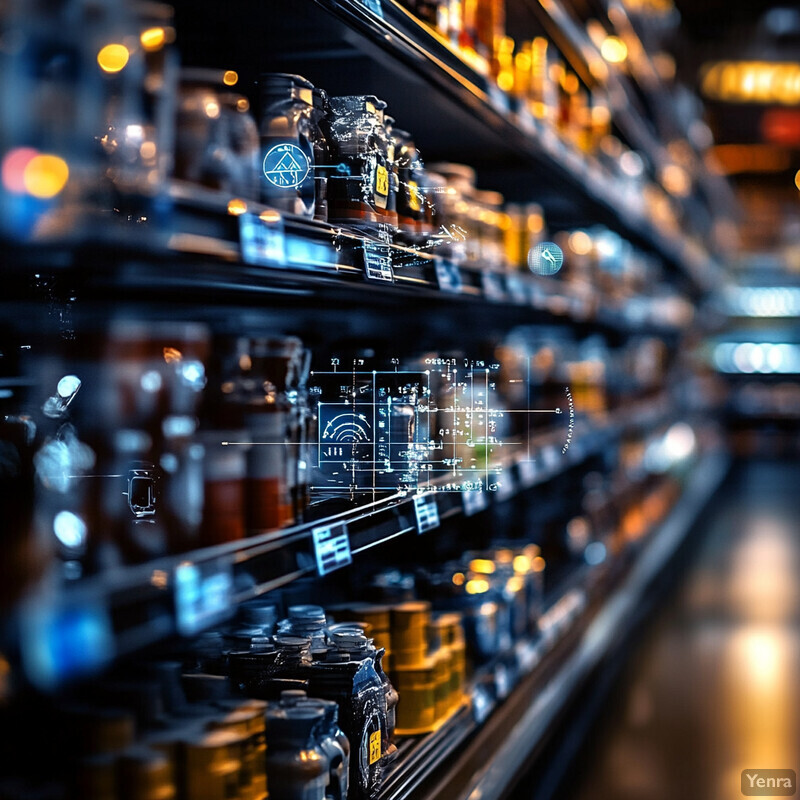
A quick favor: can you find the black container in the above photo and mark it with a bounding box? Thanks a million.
[264,706,330,800]
[258,73,329,219]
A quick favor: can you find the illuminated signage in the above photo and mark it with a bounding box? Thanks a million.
[701,61,800,105]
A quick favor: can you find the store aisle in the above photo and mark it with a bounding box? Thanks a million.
[562,460,800,800]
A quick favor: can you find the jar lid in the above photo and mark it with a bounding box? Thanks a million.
[329,95,387,115]
[287,604,327,623]
[259,73,315,106]
[265,706,324,741]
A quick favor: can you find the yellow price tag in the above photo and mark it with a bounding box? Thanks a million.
[375,165,389,197]
[408,180,421,212]
[369,730,381,765]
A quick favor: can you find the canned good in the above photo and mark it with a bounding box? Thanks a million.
[118,748,176,800]
[327,95,396,228]
[392,658,437,735]
[183,730,243,800]
[391,601,430,668]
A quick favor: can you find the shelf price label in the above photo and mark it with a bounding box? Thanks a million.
[517,458,536,488]
[357,0,383,17]
[312,523,352,576]
[481,271,506,302]
[471,682,495,724]
[491,473,515,501]
[175,559,234,637]
[435,258,462,293]
[462,488,488,516]
[362,240,394,282]
[505,273,528,305]
[239,212,286,267]
[413,493,440,534]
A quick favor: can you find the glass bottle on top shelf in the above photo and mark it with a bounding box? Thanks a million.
[174,68,259,200]
[327,95,396,229]
[258,73,329,219]
[218,335,311,532]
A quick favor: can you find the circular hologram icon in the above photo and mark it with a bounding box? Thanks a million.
[263,143,311,189]
[528,241,564,276]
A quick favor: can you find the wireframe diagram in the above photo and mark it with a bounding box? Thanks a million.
[309,357,574,498]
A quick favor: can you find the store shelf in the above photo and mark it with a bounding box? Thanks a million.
[171,0,721,291]
[412,448,730,800]
[14,392,672,690]
[0,190,689,346]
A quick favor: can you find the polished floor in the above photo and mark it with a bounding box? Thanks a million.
[563,460,800,800]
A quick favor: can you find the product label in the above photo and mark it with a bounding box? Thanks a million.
[262,143,311,189]
[408,180,421,212]
[374,164,389,208]
[175,559,234,636]
[368,730,381,765]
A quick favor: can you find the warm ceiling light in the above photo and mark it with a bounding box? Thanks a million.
[140,27,166,51]
[661,164,691,197]
[794,169,800,191]
[600,36,628,64]
[23,154,69,198]
[223,70,239,86]
[227,198,248,216]
[97,43,130,73]
[568,230,592,255]
[701,61,800,105]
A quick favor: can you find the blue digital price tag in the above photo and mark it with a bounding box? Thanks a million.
[462,488,488,516]
[363,241,394,282]
[435,258,462,293]
[481,271,506,302]
[505,273,528,305]
[413,493,440,534]
[175,559,234,636]
[239,212,286,266]
[358,0,383,17]
[492,472,515,501]
[312,523,352,576]
[472,683,495,724]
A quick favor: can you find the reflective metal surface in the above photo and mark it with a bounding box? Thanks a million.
[566,460,800,800]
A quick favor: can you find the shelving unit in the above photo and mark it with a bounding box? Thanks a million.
[0,1,735,798]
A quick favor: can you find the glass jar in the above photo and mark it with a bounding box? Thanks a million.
[327,95,397,229]
[174,68,259,199]
[389,126,425,236]
[218,335,311,531]
[258,73,329,219]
